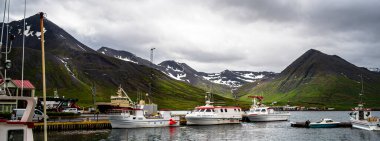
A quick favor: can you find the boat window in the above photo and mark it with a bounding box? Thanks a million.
[212,109,215,112]
[206,109,211,112]
[224,109,227,112]
[238,109,241,112]
[261,109,266,112]
[8,129,24,141]
[234,109,237,112]
[133,117,136,120]
[220,109,223,112]
[138,118,143,120]
[255,109,260,112]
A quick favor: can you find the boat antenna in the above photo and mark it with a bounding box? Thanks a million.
[359,74,364,106]
[146,47,155,104]
[3,0,10,89]
[39,11,48,141]
[0,0,6,54]
[21,0,27,98]
[0,0,7,93]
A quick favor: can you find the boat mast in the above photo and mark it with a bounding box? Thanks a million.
[359,74,364,107]
[39,12,48,141]
[148,47,155,104]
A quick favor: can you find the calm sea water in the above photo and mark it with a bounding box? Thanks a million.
[34,111,380,141]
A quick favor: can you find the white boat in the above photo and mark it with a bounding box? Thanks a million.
[108,92,179,128]
[349,75,380,131]
[0,96,36,141]
[246,96,290,122]
[185,92,243,125]
[349,105,380,131]
[109,109,179,128]
[308,118,340,128]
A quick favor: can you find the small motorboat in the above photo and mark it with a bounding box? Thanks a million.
[308,118,340,128]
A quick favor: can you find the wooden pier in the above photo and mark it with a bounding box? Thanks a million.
[33,120,111,131]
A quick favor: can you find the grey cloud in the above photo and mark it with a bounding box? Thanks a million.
[5,0,380,72]
[213,0,301,23]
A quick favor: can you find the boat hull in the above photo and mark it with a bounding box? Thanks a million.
[351,120,380,131]
[309,123,339,128]
[109,116,179,128]
[185,116,241,125]
[247,114,290,122]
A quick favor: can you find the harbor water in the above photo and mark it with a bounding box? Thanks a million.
[34,111,380,141]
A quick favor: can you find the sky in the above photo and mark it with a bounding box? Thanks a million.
[7,0,380,73]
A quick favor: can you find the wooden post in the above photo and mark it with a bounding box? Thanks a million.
[39,12,47,141]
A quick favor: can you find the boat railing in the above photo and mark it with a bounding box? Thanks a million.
[272,111,289,114]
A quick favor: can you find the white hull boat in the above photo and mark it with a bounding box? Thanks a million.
[350,120,380,131]
[109,110,179,128]
[109,116,179,128]
[0,96,36,141]
[247,113,290,122]
[186,116,241,125]
[349,75,380,131]
[185,92,243,125]
[246,96,290,122]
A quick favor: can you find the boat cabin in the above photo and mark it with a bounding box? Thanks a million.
[350,106,372,121]
[249,107,275,115]
[193,106,242,115]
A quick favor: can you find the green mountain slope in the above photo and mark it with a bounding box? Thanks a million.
[238,49,380,110]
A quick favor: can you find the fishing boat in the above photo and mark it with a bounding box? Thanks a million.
[0,96,35,141]
[96,85,135,113]
[246,96,290,122]
[108,93,179,128]
[349,75,380,131]
[308,118,340,128]
[185,92,243,125]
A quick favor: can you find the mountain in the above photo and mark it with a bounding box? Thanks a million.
[368,68,380,73]
[238,49,380,110]
[2,14,246,109]
[201,70,276,87]
[97,47,276,98]
[98,47,154,68]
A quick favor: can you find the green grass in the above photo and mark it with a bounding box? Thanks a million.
[239,74,380,110]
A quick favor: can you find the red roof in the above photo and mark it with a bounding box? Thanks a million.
[11,80,35,89]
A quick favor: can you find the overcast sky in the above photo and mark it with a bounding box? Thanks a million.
[7,0,380,73]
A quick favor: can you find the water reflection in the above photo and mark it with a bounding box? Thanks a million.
[34,111,380,141]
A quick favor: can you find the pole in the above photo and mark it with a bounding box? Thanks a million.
[39,12,47,141]
[149,48,155,101]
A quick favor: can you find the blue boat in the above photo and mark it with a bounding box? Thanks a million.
[308,118,340,128]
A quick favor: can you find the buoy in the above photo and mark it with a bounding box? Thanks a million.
[169,118,177,125]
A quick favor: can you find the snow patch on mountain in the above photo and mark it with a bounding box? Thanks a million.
[165,65,183,72]
[167,73,187,81]
[114,55,138,64]
[76,44,87,51]
[58,58,77,79]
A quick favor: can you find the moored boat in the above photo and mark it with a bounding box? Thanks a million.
[108,92,179,128]
[0,96,36,141]
[349,75,380,131]
[185,92,243,125]
[349,105,380,131]
[246,96,290,122]
[308,118,340,128]
[109,109,179,128]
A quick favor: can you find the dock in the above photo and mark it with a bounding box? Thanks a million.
[33,120,111,131]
